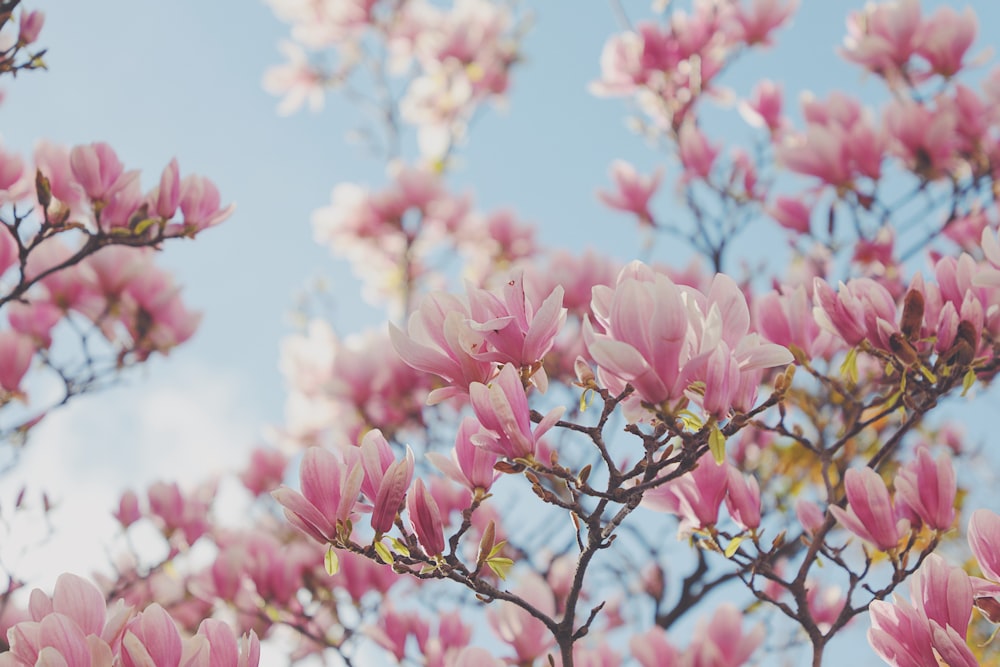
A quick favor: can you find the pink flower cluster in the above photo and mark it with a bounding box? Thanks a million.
[583,261,792,420]
[631,604,764,667]
[1,573,259,667]
[643,452,761,535]
[865,506,1000,667]
[831,449,956,553]
[390,271,566,403]
[591,0,797,127]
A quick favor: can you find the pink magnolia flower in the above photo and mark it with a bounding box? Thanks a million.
[630,627,681,667]
[725,468,761,531]
[812,277,897,349]
[239,447,288,497]
[829,467,907,552]
[732,0,798,47]
[390,291,495,404]
[915,5,977,78]
[154,158,181,219]
[178,174,235,233]
[448,646,505,667]
[795,498,826,535]
[427,416,498,493]
[883,99,958,179]
[0,330,34,393]
[465,271,567,391]
[263,41,326,115]
[406,478,446,556]
[18,10,44,45]
[968,508,1000,583]
[487,572,555,662]
[643,453,730,534]
[678,122,719,182]
[893,447,955,531]
[767,196,811,234]
[841,0,922,77]
[597,160,663,224]
[869,554,977,667]
[469,363,564,460]
[686,603,764,667]
[360,429,415,535]
[272,446,363,544]
[739,80,785,133]
[194,619,261,667]
[0,222,17,278]
[69,142,124,202]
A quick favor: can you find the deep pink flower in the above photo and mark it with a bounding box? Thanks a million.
[406,478,445,556]
[426,416,498,493]
[686,603,764,667]
[272,446,363,544]
[360,429,415,535]
[725,468,761,531]
[487,572,555,662]
[469,363,563,460]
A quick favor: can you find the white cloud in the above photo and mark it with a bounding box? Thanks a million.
[2,356,264,589]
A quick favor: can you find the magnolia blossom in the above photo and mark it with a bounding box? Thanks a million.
[830,467,907,552]
[584,261,792,420]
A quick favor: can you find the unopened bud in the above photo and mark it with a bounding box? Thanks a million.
[899,290,924,339]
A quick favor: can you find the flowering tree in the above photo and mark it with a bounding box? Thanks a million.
[6,0,1000,666]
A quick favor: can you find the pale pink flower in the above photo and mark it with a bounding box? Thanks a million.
[597,160,663,224]
[263,41,325,115]
[732,0,798,47]
[487,572,555,662]
[841,0,922,77]
[829,467,907,551]
[194,619,260,667]
[795,498,825,535]
[883,99,958,178]
[916,6,977,78]
[686,603,763,667]
[893,447,955,531]
[390,291,494,404]
[630,626,680,667]
[678,122,719,182]
[178,174,235,233]
[121,603,183,667]
[69,142,124,201]
[767,195,811,234]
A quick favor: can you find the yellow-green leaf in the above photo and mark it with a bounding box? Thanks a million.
[840,347,858,384]
[962,368,977,396]
[132,218,157,236]
[724,536,744,559]
[709,425,726,464]
[390,537,410,557]
[324,546,339,576]
[374,540,394,565]
[487,556,514,580]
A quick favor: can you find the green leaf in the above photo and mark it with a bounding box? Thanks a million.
[132,218,157,236]
[374,540,394,565]
[390,537,410,557]
[488,540,507,559]
[840,347,858,384]
[677,409,703,432]
[724,536,744,559]
[709,425,726,464]
[579,388,593,413]
[487,556,514,580]
[962,368,977,396]
[324,546,339,576]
